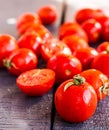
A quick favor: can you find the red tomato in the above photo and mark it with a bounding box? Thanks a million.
[37,5,58,25]
[97,41,109,52]
[54,75,97,122]
[58,22,88,42]
[75,8,105,24]
[16,12,41,35]
[41,38,72,62]
[17,31,43,57]
[26,24,53,43]
[3,48,38,76]
[73,47,98,70]
[0,34,19,68]
[47,53,82,84]
[62,35,89,53]
[81,19,102,44]
[16,69,55,96]
[80,69,109,101]
[91,51,109,78]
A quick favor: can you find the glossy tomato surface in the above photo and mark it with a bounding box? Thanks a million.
[37,5,58,25]
[80,69,109,101]
[47,53,82,84]
[0,34,19,68]
[55,77,97,123]
[3,48,38,76]
[16,69,55,96]
[97,41,109,52]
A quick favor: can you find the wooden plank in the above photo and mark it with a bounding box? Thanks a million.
[0,0,64,129]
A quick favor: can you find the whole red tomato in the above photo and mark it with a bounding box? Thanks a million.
[54,75,97,122]
[0,34,19,68]
[3,48,38,76]
[75,8,105,24]
[80,69,109,101]
[91,50,109,78]
[41,38,72,62]
[47,53,82,84]
[37,5,58,25]
[16,69,55,96]
[58,22,88,42]
[16,12,41,35]
[62,35,89,53]
[81,19,102,44]
[17,31,43,57]
[73,47,98,70]
[97,41,109,52]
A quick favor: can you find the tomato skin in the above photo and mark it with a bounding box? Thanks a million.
[81,19,102,44]
[75,8,105,24]
[62,35,89,53]
[97,41,109,52]
[17,31,43,57]
[0,34,19,68]
[37,5,57,25]
[54,78,97,123]
[3,48,38,76]
[80,69,109,101]
[16,12,41,35]
[41,38,72,62]
[91,51,109,78]
[47,53,82,84]
[16,69,55,96]
[73,47,98,70]
[58,22,88,42]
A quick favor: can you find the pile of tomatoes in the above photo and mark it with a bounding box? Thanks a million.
[1,5,109,123]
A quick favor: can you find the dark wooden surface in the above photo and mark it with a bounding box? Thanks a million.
[0,0,109,130]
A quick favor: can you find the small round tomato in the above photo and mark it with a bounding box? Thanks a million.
[54,75,97,123]
[3,48,38,76]
[16,12,41,35]
[37,5,58,25]
[91,50,109,78]
[97,41,109,52]
[26,24,53,43]
[80,69,109,101]
[17,31,43,57]
[41,38,72,62]
[75,8,105,24]
[62,35,89,53]
[16,69,55,96]
[0,34,19,68]
[47,53,82,84]
[73,47,98,70]
[81,19,102,44]
[58,22,88,42]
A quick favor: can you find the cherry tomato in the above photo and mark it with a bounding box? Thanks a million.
[17,31,43,57]
[75,8,105,24]
[0,34,19,68]
[37,5,58,25]
[47,53,82,84]
[97,41,109,52]
[58,22,88,42]
[16,12,41,35]
[3,48,38,76]
[62,35,89,53]
[41,38,72,62]
[54,75,97,123]
[73,47,98,70]
[81,19,102,44]
[80,69,109,101]
[16,69,55,96]
[91,50,109,78]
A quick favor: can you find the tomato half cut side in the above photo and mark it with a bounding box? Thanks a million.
[16,69,55,96]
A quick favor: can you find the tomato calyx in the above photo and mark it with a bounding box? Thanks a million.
[106,46,109,53]
[64,75,85,92]
[3,59,18,69]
